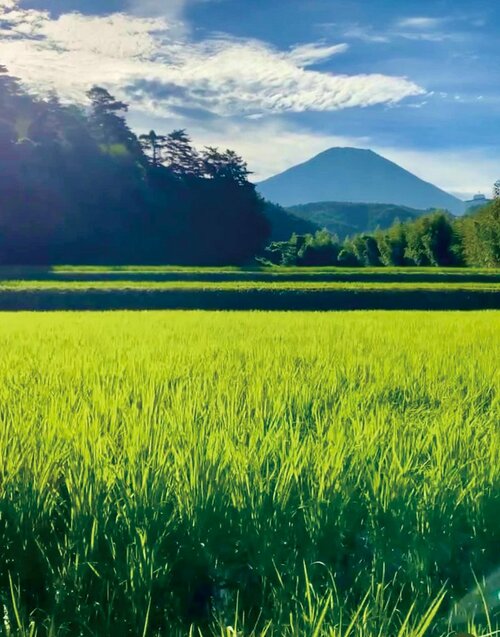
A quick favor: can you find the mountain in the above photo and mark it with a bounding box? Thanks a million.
[287,201,424,239]
[258,147,465,215]
[263,202,320,241]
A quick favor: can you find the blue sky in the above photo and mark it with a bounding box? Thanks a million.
[1,0,498,197]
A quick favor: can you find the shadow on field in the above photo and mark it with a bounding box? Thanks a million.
[0,288,498,311]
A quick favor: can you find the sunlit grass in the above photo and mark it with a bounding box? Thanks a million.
[0,311,498,636]
[0,280,498,290]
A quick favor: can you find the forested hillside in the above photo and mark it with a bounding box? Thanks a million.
[264,202,320,240]
[287,201,424,239]
[0,66,269,265]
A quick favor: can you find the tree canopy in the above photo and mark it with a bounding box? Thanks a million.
[0,67,269,265]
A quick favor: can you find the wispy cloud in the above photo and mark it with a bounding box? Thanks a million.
[288,42,349,66]
[127,0,186,16]
[0,1,424,117]
[341,15,464,44]
[396,17,446,30]
[342,25,390,43]
[393,16,456,41]
[127,0,215,20]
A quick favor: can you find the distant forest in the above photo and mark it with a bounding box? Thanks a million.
[0,66,270,265]
[0,65,498,267]
[286,201,424,240]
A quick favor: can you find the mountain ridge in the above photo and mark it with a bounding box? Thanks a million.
[286,201,426,239]
[258,147,465,215]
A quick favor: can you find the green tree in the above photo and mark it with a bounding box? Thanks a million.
[460,200,500,267]
[265,233,306,266]
[493,180,500,200]
[351,234,381,266]
[376,221,408,266]
[298,229,340,266]
[405,212,460,266]
[404,219,428,265]
[337,244,360,267]
[423,212,461,266]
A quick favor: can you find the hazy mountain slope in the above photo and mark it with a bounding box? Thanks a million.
[258,148,465,215]
[287,201,425,239]
[264,202,320,241]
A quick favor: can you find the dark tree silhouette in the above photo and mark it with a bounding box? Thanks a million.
[86,86,143,159]
[139,130,168,167]
[164,129,201,176]
[0,70,270,265]
[202,147,251,184]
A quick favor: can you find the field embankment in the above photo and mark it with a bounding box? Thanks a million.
[0,267,499,310]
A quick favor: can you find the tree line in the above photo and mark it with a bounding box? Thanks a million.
[0,67,270,265]
[263,203,499,268]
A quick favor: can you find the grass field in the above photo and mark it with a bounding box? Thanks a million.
[0,311,499,636]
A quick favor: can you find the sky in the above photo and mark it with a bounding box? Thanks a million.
[0,0,498,199]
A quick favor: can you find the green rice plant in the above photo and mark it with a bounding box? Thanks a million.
[0,311,498,635]
[0,281,498,311]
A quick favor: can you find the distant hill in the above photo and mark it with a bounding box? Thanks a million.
[263,202,320,241]
[258,147,465,215]
[287,201,425,239]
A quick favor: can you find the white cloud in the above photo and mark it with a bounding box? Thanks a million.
[343,25,390,43]
[125,0,191,35]
[397,17,445,30]
[40,13,170,59]
[128,0,186,17]
[0,1,424,117]
[127,0,216,19]
[344,16,460,44]
[288,42,349,66]
[395,31,454,43]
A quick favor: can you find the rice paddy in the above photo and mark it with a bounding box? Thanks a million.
[0,310,499,636]
[0,267,498,311]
